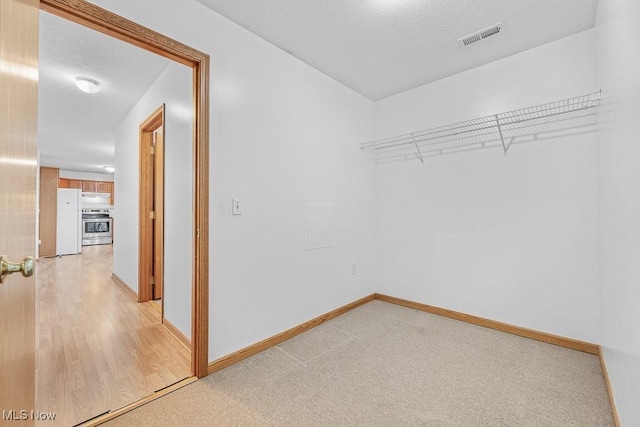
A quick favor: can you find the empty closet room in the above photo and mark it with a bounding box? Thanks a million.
[3,0,639,425]
[100,0,637,422]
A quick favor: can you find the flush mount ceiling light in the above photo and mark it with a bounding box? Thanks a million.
[103,165,115,173]
[75,76,100,94]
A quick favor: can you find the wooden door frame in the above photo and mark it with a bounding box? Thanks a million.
[139,105,165,306]
[39,0,210,378]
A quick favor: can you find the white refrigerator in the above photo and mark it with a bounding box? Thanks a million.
[56,188,82,255]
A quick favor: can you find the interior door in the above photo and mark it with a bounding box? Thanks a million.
[139,107,164,303]
[0,0,39,423]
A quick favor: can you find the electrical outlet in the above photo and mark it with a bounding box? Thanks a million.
[351,262,357,275]
[232,198,242,215]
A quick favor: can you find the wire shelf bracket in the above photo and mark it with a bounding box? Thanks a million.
[361,91,602,164]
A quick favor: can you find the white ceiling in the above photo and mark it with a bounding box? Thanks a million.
[195,0,598,100]
[38,11,172,174]
[38,1,598,173]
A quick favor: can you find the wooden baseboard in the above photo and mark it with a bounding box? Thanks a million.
[207,294,376,375]
[374,293,600,355]
[163,317,191,352]
[111,273,138,302]
[599,348,621,427]
[82,376,197,426]
[207,292,601,377]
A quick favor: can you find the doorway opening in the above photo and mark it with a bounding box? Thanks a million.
[35,0,209,425]
[40,0,208,377]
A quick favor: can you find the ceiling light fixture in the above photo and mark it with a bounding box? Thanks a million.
[103,165,115,173]
[75,76,100,94]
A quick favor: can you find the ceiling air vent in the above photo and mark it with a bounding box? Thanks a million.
[457,22,503,47]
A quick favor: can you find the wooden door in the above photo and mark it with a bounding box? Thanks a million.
[139,106,164,303]
[0,0,39,423]
[69,180,82,189]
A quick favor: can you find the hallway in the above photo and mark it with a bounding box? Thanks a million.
[36,245,191,426]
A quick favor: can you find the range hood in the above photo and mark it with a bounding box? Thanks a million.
[81,192,110,197]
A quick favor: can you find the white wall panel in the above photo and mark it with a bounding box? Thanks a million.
[595,0,640,423]
[374,30,600,343]
[91,0,377,360]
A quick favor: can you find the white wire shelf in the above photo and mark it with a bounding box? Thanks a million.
[361,91,601,164]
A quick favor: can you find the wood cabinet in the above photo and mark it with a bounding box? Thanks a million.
[96,181,112,193]
[58,178,114,204]
[39,167,59,258]
[58,178,82,189]
[82,181,97,192]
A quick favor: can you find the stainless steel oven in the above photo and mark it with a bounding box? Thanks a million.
[82,209,112,246]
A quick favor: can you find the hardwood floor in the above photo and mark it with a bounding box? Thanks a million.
[36,245,191,426]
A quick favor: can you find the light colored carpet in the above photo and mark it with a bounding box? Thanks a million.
[104,300,613,426]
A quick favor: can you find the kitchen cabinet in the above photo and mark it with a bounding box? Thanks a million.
[58,178,82,189]
[97,181,112,193]
[58,179,114,204]
[82,181,97,192]
[99,182,114,204]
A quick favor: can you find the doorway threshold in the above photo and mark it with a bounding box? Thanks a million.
[78,376,197,426]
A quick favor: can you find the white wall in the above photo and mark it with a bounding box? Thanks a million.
[374,30,601,343]
[90,0,377,360]
[595,0,640,424]
[61,4,640,423]
[59,170,114,182]
[113,62,194,339]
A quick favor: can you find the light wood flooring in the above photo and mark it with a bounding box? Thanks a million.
[36,245,191,426]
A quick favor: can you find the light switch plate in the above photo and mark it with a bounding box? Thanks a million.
[232,198,242,215]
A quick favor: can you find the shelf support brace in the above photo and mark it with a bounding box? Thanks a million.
[495,115,507,153]
[411,134,424,164]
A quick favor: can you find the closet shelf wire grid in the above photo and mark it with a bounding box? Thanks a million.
[361,91,601,164]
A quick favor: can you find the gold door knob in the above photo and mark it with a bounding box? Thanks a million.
[0,255,35,283]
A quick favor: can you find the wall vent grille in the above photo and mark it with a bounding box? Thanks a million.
[457,22,502,47]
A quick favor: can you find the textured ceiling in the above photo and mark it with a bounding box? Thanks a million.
[194,0,598,100]
[38,0,598,172]
[38,11,172,173]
